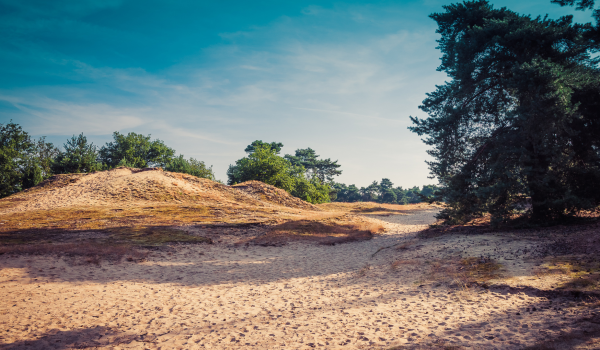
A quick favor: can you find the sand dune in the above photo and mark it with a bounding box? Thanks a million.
[2,209,599,349]
[1,170,599,349]
[1,167,318,214]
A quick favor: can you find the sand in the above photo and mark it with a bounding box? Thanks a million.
[2,209,599,349]
[2,167,318,214]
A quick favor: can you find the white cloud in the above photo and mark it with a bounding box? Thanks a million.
[1,3,446,188]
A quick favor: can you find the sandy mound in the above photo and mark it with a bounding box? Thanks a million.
[1,167,319,213]
[232,180,317,211]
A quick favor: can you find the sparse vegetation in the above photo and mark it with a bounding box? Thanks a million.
[427,256,502,288]
[535,256,600,292]
[0,242,147,264]
[236,213,385,246]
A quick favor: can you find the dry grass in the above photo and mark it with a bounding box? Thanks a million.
[534,256,600,292]
[396,240,418,250]
[356,263,372,277]
[320,202,439,215]
[0,242,147,264]
[237,214,385,246]
[388,340,463,350]
[106,226,212,246]
[427,256,502,288]
[391,259,418,271]
[0,172,444,258]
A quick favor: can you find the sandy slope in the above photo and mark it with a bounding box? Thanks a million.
[1,167,318,214]
[2,209,599,350]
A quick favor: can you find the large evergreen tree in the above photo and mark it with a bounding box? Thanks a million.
[409,0,600,224]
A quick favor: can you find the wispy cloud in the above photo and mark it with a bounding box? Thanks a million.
[1,1,449,187]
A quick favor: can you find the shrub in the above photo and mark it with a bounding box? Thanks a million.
[165,155,215,180]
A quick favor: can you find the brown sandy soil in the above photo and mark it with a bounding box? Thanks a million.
[1,169,600,349]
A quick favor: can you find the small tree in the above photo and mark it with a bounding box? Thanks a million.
[360,181,380,202]
[227,144,297,192]
[0,122,37,197]
[228,143,330,204]
[52,133,102,174]
[99,132,175,168]
[33,137,60,179]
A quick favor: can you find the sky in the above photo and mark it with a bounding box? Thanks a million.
[0,0,593,187]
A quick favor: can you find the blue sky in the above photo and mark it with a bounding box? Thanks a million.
[0,0,592,187]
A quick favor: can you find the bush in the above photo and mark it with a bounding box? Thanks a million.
[292,176,331,204]
[165,155,215,180]
[228,144,330,204]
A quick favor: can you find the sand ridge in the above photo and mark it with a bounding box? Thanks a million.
[2,209,599,349]
[1,167,318,214]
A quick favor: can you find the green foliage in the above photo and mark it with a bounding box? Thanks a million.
[33,137,59,179]
[99,132,175,168]
[228,144,297,191]
[284,148,342,183]
[228,143,331,204]
[0,124,216,197]
[291,176,331,204]
[22,160,42,189]
[52,134,102,174]
[165,155,215,180]
[333,179,438,204]
[332,183,362,202]
[409,0,600,224]
[245,140,284,154]
[551,0,595,9]
[0,122,38,197]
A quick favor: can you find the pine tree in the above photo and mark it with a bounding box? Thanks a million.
[409,1,600,224]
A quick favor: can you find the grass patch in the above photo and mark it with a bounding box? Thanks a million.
[107,226,212,246]
[0,225,210,262]
[535,256,600,292]
[0,242,147,264]
[391,259,418,271]
[428,256,502,288]
[237,214,385,246]
[319,202,438,215]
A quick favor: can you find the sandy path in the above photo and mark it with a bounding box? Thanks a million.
[1,210,599,349]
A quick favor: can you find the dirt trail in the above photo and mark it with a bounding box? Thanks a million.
[1,210,599,349]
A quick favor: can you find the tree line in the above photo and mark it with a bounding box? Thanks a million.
[332,181,438,204]
[1,123,437,205]
[0,122,214,198]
